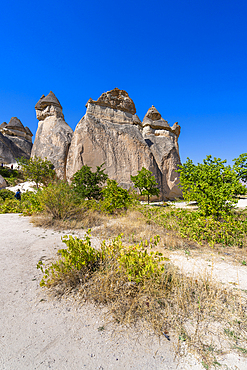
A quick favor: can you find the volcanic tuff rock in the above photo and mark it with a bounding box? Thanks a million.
[142,106,181,198]
[0,118,33,164]
[0,174,7,189]
[66,88,182,199]
[31,91,73,179]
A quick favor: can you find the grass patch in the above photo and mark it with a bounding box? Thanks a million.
[37,231,247,369]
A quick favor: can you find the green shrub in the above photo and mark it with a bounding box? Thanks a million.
[72,164,108,200]
[0,199,21,213]
[101,179,133,213]
[0,167,18,178]
[38,181,79,220]
[18,156,56,189]
[0,189,14,201]
[131,167,160,204]
[37,232,164,287]
[21,191,43,216]
[37,230,100,287]
[178,156,246,218]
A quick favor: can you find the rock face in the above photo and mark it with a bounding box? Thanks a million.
[142,106,182,198]
[0,174,7,189]
[31,91,73,179]
[66,88,182,199]
[0,118,33,164]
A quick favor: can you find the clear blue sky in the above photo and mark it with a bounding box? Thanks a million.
[1,0,247,165]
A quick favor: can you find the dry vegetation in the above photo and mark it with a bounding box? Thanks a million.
[35,206,247,369]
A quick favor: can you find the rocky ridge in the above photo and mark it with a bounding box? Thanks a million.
[31,88,181,199]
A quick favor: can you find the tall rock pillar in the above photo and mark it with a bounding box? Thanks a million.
[31,91,73,179]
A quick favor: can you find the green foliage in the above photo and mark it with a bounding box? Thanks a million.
[173,209,247,247]
[0,167,18,178]
[138,205,247,247]
[21,191,43,216]
[0,198,21,213]
[233,153,247,184]
[38,181,79,220]
[37,230,100,287]
[131,167,160,204]
[37,232,165,287]
[72,164,108,200]
[118,244,164,284]
[101,179,133,213]
[18,156,56,189]
[0,167,21,186]
[0,189,14,201]
[178,156,245,218]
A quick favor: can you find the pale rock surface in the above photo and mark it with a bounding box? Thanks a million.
[142,106,182,199]
[31,91,73,179]
[0,131,31,164]
[0,118,33,163]
[0,174,7,189]
[66,89,181,199]
[66,115,162,190]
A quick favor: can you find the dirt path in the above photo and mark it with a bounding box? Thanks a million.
[0,214,246,369]
[0,214,206,370]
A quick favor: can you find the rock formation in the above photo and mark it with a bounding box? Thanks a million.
[142,106,181,198]
[65,88,182,199]
[0,118,33,164]
[0,174,7,189]
[31,91,73,179]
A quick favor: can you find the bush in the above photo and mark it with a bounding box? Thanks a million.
[101,179,133,213]
[131,167,160,204]
[37,232,164,287]
[37,230,100,287]
[0,199,21,213]
[0,189,14,201]
[72,164,108,200]
[38,181,80,220]
[18,156,56,189]
[0,167,18,178]
[21,191,44,216]
[178,155,246,218]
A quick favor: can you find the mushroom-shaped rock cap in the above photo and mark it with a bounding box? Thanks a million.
[142,106,170,130]
[35,91,62,110]
[0,122,7,129]
[144,105,162,121]
[86,88,136,115]
[7,117,26,132]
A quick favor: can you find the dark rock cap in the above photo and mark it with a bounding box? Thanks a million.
[0,122,7,129]
[144,106,162,121]
[86,88,136,115]
[7,117,26,131]
[35,91,62,110]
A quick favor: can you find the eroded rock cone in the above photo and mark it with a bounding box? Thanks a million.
[31,91,73,179]
[0,118,33,163]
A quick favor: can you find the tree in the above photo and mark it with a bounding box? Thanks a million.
[18,156,56,189]
[101,179,133,213]
[177,155,246,218]
[131,167,160,204]
[71,164,108,200]
[233,153,247,184]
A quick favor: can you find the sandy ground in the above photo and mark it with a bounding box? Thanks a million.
[0,214,206,370]
[1,214,247,369]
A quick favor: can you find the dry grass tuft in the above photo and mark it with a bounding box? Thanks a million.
[40,231,247,368]
[31,209,108,230]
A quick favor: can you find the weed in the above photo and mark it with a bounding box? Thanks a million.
[37,232,247,369]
